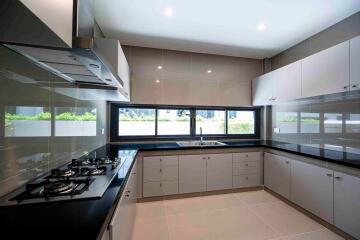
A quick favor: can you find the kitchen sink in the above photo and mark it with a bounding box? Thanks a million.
[176,140,227,147]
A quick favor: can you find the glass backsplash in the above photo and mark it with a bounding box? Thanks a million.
[270,96,360,153]
[0,46,107,197]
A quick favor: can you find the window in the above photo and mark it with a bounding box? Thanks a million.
[111,104,260,140]
[196,110,225,135]
[118,108,156,136]
[5,106,51,137]
[157,109,191,135]
[324,113,342,133]
[276,112,298,134]
[55,107,97,136]
[228,110,255,134]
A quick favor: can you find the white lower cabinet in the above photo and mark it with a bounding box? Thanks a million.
[206,153,233,191]
[232,152,262,188]
[143,155,179,197]
[334,171,360,239]
[264,152,291,199]
[110,160,137,240]
[179,154,207,193]
[291,160,334,223]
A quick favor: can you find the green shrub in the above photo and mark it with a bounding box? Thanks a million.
[5,112,51,121]
[55,112,96,121]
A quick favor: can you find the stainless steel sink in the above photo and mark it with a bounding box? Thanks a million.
[176,140,227,147]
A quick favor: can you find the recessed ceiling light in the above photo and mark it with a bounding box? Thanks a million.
[155,79,160,83]
[257,23,266,31]
[164,8,173,17]
[157,65,163,70]
[207,70,212,73]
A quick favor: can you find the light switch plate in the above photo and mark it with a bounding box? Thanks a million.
[274,127,280,133]
[101,128,105,135]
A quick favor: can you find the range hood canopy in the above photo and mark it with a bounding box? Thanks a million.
[0,0,126,93]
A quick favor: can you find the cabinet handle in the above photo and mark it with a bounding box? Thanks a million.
[208,157,211,160]
[245,154,248,158]
[125,194,130,197]
[133,172,136,175]
[160,169,162,172]
[326,173,333,177]
[126,190,131,193]
[285,161,290,164]
[160,183,162,187]
[245,163,249,167]
[160,158,162,162]
[352,84,359,88]
[202,157,206,160]
[245,176,248,180]
[335,176,342,180]
[343,86,349,90]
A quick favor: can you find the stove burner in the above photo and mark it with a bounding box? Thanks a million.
[43,182,75,194]
[102,159,112,164]
[90,168,105,175]
[50,168,76,178]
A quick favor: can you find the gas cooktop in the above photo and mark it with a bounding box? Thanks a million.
[0,156,125,206]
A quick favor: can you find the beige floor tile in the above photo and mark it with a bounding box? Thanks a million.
[135,201,166,219]
[248,201,323,236]
[279,228,345,240]
[164,195,219,215]
[132,217,169,240]
[233,190,281,205]
[209,206,279,240]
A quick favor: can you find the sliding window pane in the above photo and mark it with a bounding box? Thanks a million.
[5,106,51,137]
[118,108,155,136]
[228,111,255,134]
[196,110,225,134]
[157,109,191,135]
[301,112,320,133]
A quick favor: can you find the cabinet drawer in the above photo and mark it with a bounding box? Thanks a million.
[233,152,261,162]
[160,156,178,166]
[161,165,178,181]
[143,182,162,197]
[233,161,260,175]
[233,174,261,188]
[161,181,179,196]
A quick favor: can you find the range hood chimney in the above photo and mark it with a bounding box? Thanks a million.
[0,0,129,100]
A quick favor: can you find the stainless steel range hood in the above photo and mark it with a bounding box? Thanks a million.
[0,0,129,99]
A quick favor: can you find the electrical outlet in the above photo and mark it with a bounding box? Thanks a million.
[274,127,280,133]
[101,128,105,135]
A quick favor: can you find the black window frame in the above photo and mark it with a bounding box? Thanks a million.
[110,103,261,142]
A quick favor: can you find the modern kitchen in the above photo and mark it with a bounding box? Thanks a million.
[0,1,359,240]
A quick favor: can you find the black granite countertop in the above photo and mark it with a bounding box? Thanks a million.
[113,140,360,169]
[0,140,359,240]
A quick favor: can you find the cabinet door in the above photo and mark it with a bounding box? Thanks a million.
[350,35,360,90]
[110,192,131,240]
[302,41,350,98]
[179,155,206,193]
[206,154,233,191]
[160,156,178,181]
[334,172,360,239]
[264,153,291,199]
[161,181,179,196]
[291,160,333,223]
[252,73,273,106]
[143,157,160,182]
[143,182,162,197]
[272,60,301,102]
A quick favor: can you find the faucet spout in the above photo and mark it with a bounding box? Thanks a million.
[200,127,203,144]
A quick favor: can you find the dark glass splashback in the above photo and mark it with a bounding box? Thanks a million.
[270,97,360,154]
[0,46,107,197]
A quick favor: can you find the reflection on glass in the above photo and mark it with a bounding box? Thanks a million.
[228,111,255,134]
[196,110,225,134]
[5,106,51,137]
[118,108,155,136]
[324,113,342,133]
[301,112,320,133]
[157,109,190,135]
[346,114,360,133]
[276,112,298,133]
[55,107,97,136]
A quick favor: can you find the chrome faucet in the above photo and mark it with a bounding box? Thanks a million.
[200,127,204,144]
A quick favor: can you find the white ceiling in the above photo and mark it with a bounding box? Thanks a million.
[95,0,360,59]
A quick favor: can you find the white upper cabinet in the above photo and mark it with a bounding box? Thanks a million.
[252,60,301,106]
[301,41,350,98]
[272,60,302,102]
[117,42,131,100]
[252,72,273,106]
[350,35,360,91]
